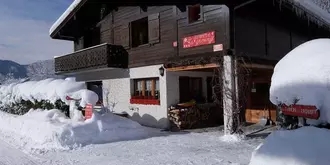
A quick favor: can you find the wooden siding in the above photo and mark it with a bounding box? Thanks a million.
[177,5,228,57]
[71,1,330,68]
[99,13,113,44]
[234,0,329,61]
[73,5,228,68]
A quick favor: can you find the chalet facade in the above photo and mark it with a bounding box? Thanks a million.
[50,0,330,130]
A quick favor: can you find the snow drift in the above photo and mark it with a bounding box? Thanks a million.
[0,109,150,153]
[249,127,330,165]
[270,38,330,124]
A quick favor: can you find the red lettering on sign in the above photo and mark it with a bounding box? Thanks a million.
[281,104,320,119]
[183,31,215,48]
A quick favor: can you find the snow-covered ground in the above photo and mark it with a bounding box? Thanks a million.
[249,127,330,165]
[35,131,262,165]
[0,109,152,153]
[0,110,263,165]
[0,139,39,165]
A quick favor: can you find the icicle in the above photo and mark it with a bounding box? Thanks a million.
[273,0,330,30]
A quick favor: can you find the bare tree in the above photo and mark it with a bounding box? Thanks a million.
[211,56,251,135]
[102,88,119,113]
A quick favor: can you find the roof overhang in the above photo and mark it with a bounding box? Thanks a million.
[280,0,330,29]
[49,0,330,40]
[49,0,236,40]
[50,0,87,40]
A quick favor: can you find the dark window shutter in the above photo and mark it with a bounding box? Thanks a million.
[148,13,160,44]
[114,23,130,49]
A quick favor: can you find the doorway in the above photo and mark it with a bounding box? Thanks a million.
[245,68,276,124]
[86,81,103,105]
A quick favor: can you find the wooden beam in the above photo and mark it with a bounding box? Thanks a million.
[166,63,219,71]
[241,63,274,70]
[151,79,155,97]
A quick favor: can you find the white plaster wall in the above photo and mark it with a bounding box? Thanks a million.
[71,66,213,129]
[166,71,214,108]
[102,65,169,129]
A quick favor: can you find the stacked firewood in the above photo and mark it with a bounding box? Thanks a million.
[168,105,210,130]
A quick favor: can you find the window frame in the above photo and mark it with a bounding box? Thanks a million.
[130,77,160,105]
[130,17,149,48]
[187,4,203,24]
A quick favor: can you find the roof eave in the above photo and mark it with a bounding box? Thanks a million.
[49,0,88,39]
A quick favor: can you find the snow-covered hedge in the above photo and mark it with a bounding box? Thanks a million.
[0,78,98,115]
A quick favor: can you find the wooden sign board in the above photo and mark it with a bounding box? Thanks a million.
[281,104,320,119]
[183,31,215,48]
[213,44,223,52]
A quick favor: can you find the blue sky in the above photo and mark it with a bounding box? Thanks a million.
[0,0,73,64]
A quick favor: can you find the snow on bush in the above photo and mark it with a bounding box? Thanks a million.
[0,109,150,153]
[0,78,98,109]
[270,38,330,124]
[249,127,330,165]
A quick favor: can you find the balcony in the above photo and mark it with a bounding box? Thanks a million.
[55,43,128,74]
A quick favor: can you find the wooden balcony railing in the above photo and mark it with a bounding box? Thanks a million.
[54,43,128,74]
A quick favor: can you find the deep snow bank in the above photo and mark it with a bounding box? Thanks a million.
[0,78,98,107]
[0,109,150,153]
[270,38,330,124]
[249,127,330,165]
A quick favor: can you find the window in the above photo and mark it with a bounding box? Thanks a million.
[130,78,160,105]
[179,77,204,103]
[131,17,149,47]
[188,4,202,24]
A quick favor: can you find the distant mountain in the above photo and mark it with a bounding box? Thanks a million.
[25,59,63,81]
[0,59,63,84]
[0,60,27,79]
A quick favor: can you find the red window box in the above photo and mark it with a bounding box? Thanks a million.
[130,96,160,105]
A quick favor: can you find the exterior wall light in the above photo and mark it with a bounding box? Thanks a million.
[159,66,165,76]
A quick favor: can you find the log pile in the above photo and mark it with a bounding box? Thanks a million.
[168,105,211,130]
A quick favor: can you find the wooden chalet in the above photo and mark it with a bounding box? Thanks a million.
[50,0,330,130]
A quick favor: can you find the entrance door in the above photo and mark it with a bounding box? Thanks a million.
[245,69,276,124]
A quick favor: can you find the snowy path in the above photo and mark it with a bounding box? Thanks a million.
[35,131,263,165]
[0,130,263,165]
[0,139,38,165]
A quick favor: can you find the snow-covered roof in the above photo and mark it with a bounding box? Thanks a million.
[289,0,330,26]
[49,0,330,37]
[49,0,84,36]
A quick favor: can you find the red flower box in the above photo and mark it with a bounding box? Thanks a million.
[130,98,160,105]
